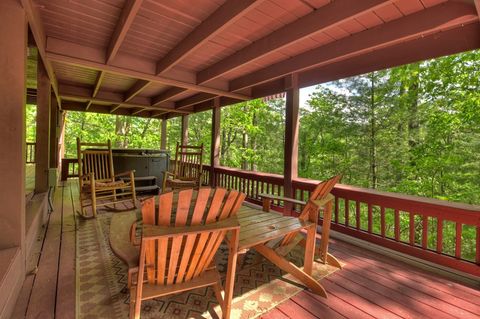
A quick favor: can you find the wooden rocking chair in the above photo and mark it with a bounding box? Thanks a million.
[131,187,246,319]
[260,175,342,268]
[162,142,204,191]
[77,138,137,218]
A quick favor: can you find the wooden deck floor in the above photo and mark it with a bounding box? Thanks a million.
[13,180,480,319]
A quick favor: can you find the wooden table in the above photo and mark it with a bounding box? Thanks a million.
[222,205,327,314]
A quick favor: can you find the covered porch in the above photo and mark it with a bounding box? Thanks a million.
[0,0,479,318]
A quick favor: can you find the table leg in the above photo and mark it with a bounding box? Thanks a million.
[254,244,327,297]
[224,228,239,318]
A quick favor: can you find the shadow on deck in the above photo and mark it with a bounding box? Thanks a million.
[12,180,480,319]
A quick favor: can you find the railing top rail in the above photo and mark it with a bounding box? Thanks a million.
[211,165,284,184]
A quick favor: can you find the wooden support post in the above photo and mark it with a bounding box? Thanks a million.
[210,98,221,186]
[35,59,51,192]
[181,115,189,146]
[49,93,58,168]
[283,74,300,215]
[0,1,27,316]
[160,119,167,150]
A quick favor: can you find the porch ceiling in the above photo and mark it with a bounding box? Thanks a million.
[24,0,480,119]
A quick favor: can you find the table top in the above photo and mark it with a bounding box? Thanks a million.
[235,205,313,250]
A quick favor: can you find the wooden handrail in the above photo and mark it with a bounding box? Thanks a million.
[203,164,480,277]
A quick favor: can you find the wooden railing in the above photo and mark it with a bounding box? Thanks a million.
[60,159,480,276]
[26,142,35,164]
[204,165,480,277]
[60,158,78,180]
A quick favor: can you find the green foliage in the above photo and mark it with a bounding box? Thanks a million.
[64,112,162,157]
[26,104,36,142]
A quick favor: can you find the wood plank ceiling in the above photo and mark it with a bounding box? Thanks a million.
[24,0,480,118]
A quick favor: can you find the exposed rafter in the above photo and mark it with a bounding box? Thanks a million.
[247,22,480,101]
[45,37,251,101]
[230,2,479,91]
[197,0,392,84]
[86,71,106,110]
[175,93,217,109]
[62,100,154,118]
[106,0,144,64]
[152,87,188,106]
[58,83,191,114]
[124,80,151,102]
[156,0,261,75]
[21,0,61,107]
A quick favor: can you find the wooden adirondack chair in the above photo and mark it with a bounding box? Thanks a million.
[260,175,342,268]
[77,138,137,218]
[162,143,204,191]
[131,187,246,319]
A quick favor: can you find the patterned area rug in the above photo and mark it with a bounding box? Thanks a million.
[76,212,343,319]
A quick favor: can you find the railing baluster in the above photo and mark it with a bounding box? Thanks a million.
[455,222,462,259]
[345,199,349,226]
[394,209,400,241]
[437,218,443,253]
[380,206,385,238]
[367,203,372,233]
[409,212,415,246]
[422,215,428,249]
[356,201,360,230]
[334,196,339,224]
[476,226,480,264]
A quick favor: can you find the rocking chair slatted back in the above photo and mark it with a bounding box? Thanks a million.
[140,187,246,285]
[173,143,204,182]
[281,175,342,247]
[77,138,114,183]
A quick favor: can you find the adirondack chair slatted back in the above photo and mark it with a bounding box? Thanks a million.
[281,175,342,246]
[77,137,115,183]
[174,143,203,181]
[140,187,245,285]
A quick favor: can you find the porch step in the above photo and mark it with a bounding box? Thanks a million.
[122,175,157,182]
[135,185,160,195]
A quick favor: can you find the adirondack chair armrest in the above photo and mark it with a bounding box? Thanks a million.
[142,217,240,240]
[130,221,140,246]
[311,193,335,208]
[114,170,135,178]
[259,193,307,212]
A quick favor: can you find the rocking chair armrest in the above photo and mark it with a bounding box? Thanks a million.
[163,171,175,178]
[114,170,135,178]
[79,172,94,180]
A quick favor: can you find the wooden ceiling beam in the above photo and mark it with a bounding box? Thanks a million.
[155,0,261,75]
[58,83,192,114]
[45,37,250,101]
[124,79,151,102]
[197,0,392,84]
[230,1,479,91]
[106,0,144,64]
[87,70,106,110]
[21,0,61,107]
[175,93,217,109]
[246,22,480,100]
[62,100,153,118]
[152,87,188,106]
